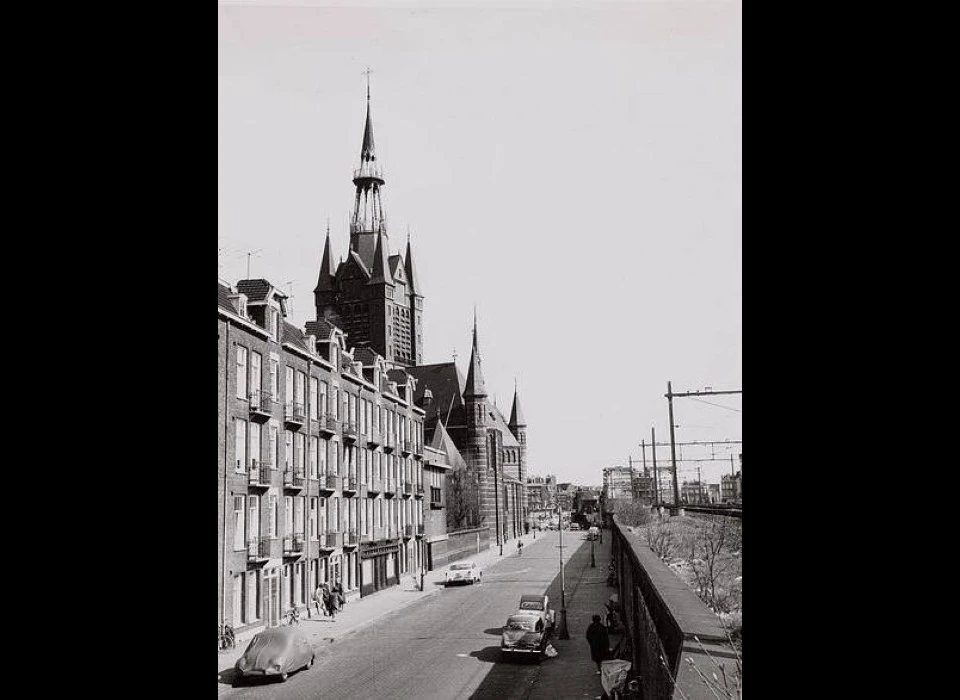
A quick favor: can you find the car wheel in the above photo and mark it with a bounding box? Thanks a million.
[280,672,289,682]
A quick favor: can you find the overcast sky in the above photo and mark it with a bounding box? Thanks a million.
[218,0,742,487]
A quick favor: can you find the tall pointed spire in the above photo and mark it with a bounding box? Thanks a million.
[314,223,336,293]
[509,381,527,428]
[405,232,421,295]
[352,72,387,266]
[464,311,488,399]
[368,231,392,285]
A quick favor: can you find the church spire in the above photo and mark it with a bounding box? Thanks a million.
[314,223,336,294]
[405,233,421,296]
[368,231,392,286]
[464,311,488,399]
[351,73,387,267]
[509,382,527,428]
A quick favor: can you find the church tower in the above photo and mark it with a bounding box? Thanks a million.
[314,81,424,368]
[509,385,528,515]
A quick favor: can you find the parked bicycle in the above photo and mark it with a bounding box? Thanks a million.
[218,624,236,651]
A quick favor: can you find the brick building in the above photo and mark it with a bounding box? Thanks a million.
[218,279,433,635]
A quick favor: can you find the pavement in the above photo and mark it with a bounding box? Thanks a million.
[217,528,623,699]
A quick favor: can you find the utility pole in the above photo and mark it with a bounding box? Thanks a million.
[697,463,703,504]
[667,382,682,510]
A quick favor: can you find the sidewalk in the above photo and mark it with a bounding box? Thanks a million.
[218,533,530,686]
[529,530,622,700]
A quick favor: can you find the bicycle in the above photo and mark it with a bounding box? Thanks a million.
[284,607,302,626]
[218,624,236,651]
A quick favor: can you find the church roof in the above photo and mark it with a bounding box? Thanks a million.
[510,390,527,428]
[407,363,466,423]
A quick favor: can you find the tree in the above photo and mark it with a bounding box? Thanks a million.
[688,516,740,613]
[446,466,479,531]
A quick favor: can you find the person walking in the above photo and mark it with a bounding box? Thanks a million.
[314,584,327,618]
[324,584,338,620]
[517,540,524,557]
[333,579,345,611]
[586,614,611,675]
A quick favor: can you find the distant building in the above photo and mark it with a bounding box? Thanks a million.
[681,481,707,505]
[556,483,577,513]
[526,475,557,524]
[722,472,742,503]
[632,475,655,504]
[603,466,635,501]
[707,484,721,504]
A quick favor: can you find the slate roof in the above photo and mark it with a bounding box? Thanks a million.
[236,279,273,303]
[305,319,341,341]
[353,347,379,366]
[218,283,237,313]
[406,363,466,424]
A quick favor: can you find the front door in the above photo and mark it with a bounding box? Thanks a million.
[264,568,281,627]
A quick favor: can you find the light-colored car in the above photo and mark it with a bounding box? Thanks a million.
[235,626,315,682]
[502,594,556,659]
[445,561,482,587]
[588,526,600,541]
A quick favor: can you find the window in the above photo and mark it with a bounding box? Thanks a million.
[234,496,246,551]
[249,496,260,542]
[269,424,279,467]
[309,436,319,479]
[310,498,318,539]
[285,431,294,470]
[250,423,261,468]
[310,377,318,421]
[268,494,278,539]
[236,346,248,400]
[270,358,280,401]
[251,352,262,401]
[236,420,247,472]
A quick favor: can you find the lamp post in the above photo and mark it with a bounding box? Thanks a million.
[591,531,596,568]
[556,503,570,640]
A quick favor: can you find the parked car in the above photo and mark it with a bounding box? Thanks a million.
[588,526,600,541]
[502,594,556,659]
[445,561,482,587]
[235,626,315,682]
[570,523,582,531]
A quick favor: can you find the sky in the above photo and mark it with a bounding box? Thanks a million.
[218,0,742,488]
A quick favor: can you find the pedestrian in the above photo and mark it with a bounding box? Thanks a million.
[314,584,328,618]
[324,584,337,620]
[517,540,524,557]
[586,614,611,675]
[333,579,345,610]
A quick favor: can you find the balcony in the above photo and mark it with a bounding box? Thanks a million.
[319,532,341,551]
[367,430,382,448]
[283,534,305,557]
[415,484,425,499]
[403,525,414,540]
[373,526,386,542]
[383,435,397,454]
[247,537,271,562]
[343,530,359,548]
[417,524,425,537]
[342,477,359,496]
[401,440,413,457]
[367,478,383,496]
[342,422,359,444]
[283,469,306,492]
[318,415,339,438]
[414,443,424,460]
[430,498,443,510]
[383,481,396,498]
[284,403,306,428]
[249,464,274,489]
[249,391,274,421]
[402,482,413,498]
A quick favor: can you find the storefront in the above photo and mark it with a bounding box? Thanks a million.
[359,540,400,598]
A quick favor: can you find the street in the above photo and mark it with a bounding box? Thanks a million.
[217,532,611,700]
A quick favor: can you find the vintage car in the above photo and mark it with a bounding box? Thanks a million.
[501,594,557,659]
[445,561,483,587]
[235,626,315,682]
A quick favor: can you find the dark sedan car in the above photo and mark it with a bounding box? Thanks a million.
[235,626,315,682]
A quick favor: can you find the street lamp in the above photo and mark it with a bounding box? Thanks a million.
[556,503,570,640]
[591,534,596,568]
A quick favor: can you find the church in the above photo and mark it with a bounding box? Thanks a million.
[313,88,529,547]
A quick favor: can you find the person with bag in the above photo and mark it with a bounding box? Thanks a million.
[586,614,611,674]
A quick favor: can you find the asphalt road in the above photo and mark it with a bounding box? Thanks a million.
[218,532,596,700]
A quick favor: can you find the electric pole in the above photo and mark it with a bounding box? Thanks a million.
[668,382,681,509]
[652,427,660,507]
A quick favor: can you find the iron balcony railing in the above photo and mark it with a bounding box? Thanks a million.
[403,525,414,539]
[343,477,359,494]
[249,391,274,419]
[383,481,396,497]
[402,482,413,497]
[284,403,306,427]
[344,530,359,547]
[402,440,413,457]
[249,464,274,488]
[342,422,359,443]
[319,415,339,437]
[320,532,341,550]
[367,478,383,495]
[417,524,425,537]
[247,537,271,561]
[283,534,305,556]
[383,435,397,453]
[415,485,425,499]
[284,469,306,490]
[367,430,382,448]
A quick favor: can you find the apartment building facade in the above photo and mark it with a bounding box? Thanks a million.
[218,279,433,635]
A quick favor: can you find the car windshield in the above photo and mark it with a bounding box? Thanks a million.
[451,564,474,571]
[506,617,537,631]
